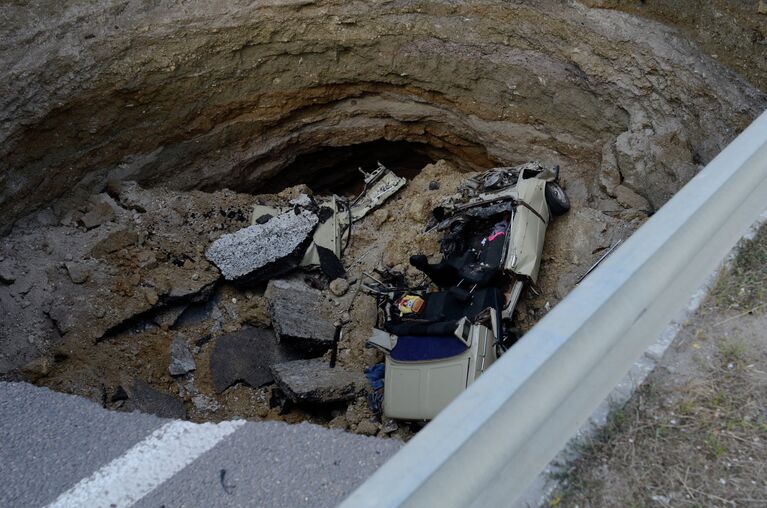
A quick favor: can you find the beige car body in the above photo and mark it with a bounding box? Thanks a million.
[379,167,555,421]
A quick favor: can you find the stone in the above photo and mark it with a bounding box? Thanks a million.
[169,335,196,376]
[598,141,622,197]
[209,326,302,393]
[270,358,367,404]
[615,185,652,212]
[144,287,159,306]
[78,201,115,229]
[205,209,318,283]
[136,250,158,269]
[19,356,53,382]
[355,419,380,436]
[759,1,767,15]
[381,419,398,434]
[428,180,440,190]
[111,385,129,402]
[90,228,138,257]
[240,296,271,328]
[372,209,389,227]
[329,278,349,297]
[328,415,349,430]
[265,279,337,353]
[408,196,432,222]
[0,262,17,285]
[192,394,220,413]
[64,262,90,284]
[152,304,188,328]
[130,379,185,419]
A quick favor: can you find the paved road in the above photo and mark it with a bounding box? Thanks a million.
[0,382,401,507]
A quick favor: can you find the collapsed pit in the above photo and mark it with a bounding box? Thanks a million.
[1,0,765,435]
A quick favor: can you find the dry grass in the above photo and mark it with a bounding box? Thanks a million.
[711,223,767,311]
[552,222,767,508]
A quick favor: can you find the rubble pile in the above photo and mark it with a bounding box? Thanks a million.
[1,158,642,438]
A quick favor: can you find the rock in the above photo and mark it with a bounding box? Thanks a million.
[90,228,138,257]
[381,419,398,434]
[329,278,349,297]
[428,180,440,190]
[240,296,271,328]
[153,304,188,328]
[165,272,218,303]
[64,262,90,284]
[205,209,318,283]
[78,201,115,229]
[144,287,159,306]
[209,326,302,393]
[20,356,53,382]
[0,262,17,285]
[192,394,220,413]
[408,196,432,222]
[598,141,621,196]
[278,184,314,201]
[615,185,652,212]
[111,385,129,402]
[289,193,312,207]
[136,250,158,269]
[130,379,185,419]
[372,209,389,227]
[355,419,380,436]
[328,415,349,430]
[270,358,367,404]
[759,1,767,15]
[265,279,337,353]
[169,335,196,376]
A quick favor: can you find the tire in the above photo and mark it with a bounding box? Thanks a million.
[545,182,570,216]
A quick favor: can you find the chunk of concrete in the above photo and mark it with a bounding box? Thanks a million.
[209,326,303,393]
[265,279,337,353]
[130,379,185,419]
[270,358,367,404]
[205,210,318,283]
[169,335,196,376]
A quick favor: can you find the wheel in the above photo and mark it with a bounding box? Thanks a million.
[545,182,570,216]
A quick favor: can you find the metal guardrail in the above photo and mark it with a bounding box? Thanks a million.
[341,110,767,508]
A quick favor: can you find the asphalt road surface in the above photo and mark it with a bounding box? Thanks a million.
[0,382,401,507]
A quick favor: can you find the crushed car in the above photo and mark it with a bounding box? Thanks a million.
[366,162,569,420]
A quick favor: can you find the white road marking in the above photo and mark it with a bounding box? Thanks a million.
[47,419,246,508]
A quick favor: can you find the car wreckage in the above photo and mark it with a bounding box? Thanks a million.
[204,160,568,422]
[365,162,569,420]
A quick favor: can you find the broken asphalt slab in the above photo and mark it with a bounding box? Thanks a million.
[270,358,367,404]
[209,326,303,393]
[128,379,185,419]
[265,278,337,354]
[205,209,318,284]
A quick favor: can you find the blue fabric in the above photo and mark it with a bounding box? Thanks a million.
[390,335,467,362]
[364,363,386,391]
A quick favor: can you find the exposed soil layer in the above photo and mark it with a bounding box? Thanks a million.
[2,1,766,235]
[585,0,767,93]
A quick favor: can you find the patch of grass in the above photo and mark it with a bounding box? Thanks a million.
[711,221,767,310]
[554,342,767,507]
